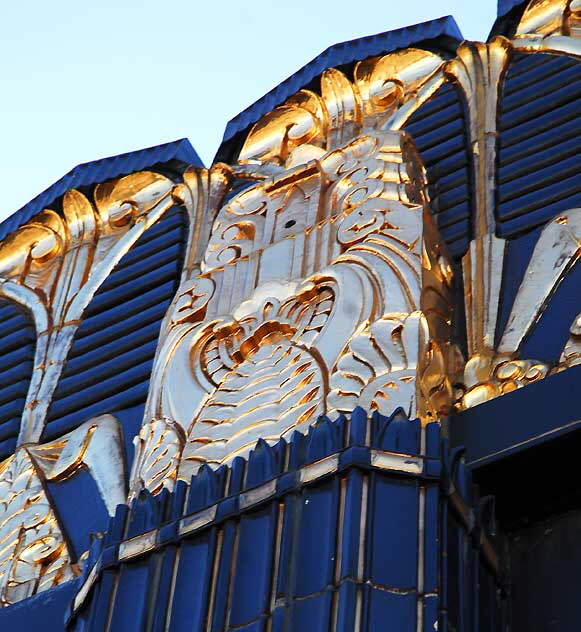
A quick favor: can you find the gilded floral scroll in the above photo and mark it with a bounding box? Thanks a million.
[3,2,581,606]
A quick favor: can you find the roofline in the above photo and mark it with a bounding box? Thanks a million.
[214,15,463,163]
[0,138,202,243]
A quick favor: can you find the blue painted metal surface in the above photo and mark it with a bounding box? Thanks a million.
[66,409,504,632]
[450,363,581,471]
[0,300,35,459]
[0,138,201,243]
[215,16,463,162]
[0,579,79,631]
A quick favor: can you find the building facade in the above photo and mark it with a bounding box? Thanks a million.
[0,0,580,629]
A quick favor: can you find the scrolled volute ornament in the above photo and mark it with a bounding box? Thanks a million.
[458,353,550,410]
[239,49,444,167]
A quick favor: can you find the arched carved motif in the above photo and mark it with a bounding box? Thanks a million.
[238,49,446,168]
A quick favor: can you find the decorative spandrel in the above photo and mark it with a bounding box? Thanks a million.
[0,171,179,445]
[133,127,456,490]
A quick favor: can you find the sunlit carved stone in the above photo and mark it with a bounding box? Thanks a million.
[560,313,581,367]
[516,0,573,37]
[134,127,455,488]
[239,48,445,166]
[0,448,75,606]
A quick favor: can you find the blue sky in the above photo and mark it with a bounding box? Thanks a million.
[0,1,497,219]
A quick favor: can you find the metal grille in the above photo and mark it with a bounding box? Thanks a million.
[0,301,35,459]
[404,82,472,259]
[497,52,581,238]
[43,206,186,441]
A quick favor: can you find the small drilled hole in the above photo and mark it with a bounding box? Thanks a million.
[284,220,296,229]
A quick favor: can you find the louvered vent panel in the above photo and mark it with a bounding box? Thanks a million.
[404,82,472,259]
[43,206,186,441]
[0,301,35,459]
[497,52,581,237]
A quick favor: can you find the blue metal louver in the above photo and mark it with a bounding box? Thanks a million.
[0,301,35,459]
[43,205,187,443]
[497,52,581,238]
[404,82,472,259]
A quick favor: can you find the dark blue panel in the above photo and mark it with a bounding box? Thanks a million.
[446,514,462,631]
[423,595,438,632]
[450,363,581,468]
[339,470,364,581]
[497,0,527,17]
[230,506,277,626]
[426,422,440,459]
[0,300,35,460]
[290,590,333,632]
[521,257,581,363]
[150,484,187,632]
[424,484,439,594]
[108,559,152,632]
[336,580,358,632]
[366,475,418,589]
[0,579,78,630]
[149,548,179,632]
[245,439,286,488]
[404,82,472,258]
[217,17,462,154]
[495,226,540,347]
[498,53,581,238]
[187,464,227,513]
[211,522,237,632]
[47,468,110,560]
[111,404,145,481]
[169,532,217,632]
[294,479,339,596]
[126,489,165,537]
[1,138,201,243]
[370,410,420,454]
[306,414,344,462]
[234,620,267,632]
[276,494,300,600]
[44,205,186,442]
[45,383,149,440]
[363,586,416,632]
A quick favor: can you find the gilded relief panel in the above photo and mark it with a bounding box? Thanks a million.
[134,127,455,490]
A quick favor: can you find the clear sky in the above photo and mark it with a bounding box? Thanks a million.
[0,1,497,220]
